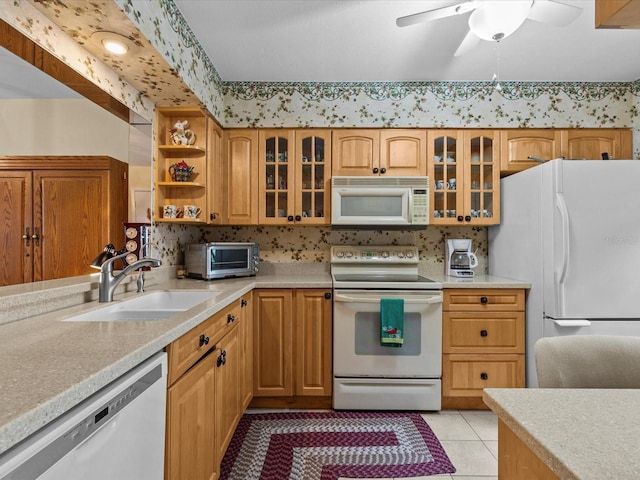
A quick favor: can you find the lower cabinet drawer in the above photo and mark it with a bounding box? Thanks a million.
[443,354,525,397]
[443,312,525,353]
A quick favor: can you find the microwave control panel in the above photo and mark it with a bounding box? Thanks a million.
[412,188,429,224]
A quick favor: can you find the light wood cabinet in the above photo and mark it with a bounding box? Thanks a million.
[214,319,240,465]
[429,130,500,225]
[166,354,216,480]
[332,129,426,176]
[155,106,210,224]
[223,129,258,224]
[295,289,333,396]
[252,288,333,407]
[165,297,249,480]
[258,130,331,225]
[561,128,632,160]
[239,293,253,410]
[207,122,224,225]
[442,288,525,409]
[0,156,127,287]
[500,128,633,174]
[595,0,640,28]
[500,129,562,174]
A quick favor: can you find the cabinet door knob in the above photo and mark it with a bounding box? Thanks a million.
[217,351,227,367]
[481,372,488,380]
[324,292,332,300]
[210,213,217,221]
[480,329,488,337]
[465,215,471,222]
[480,296,488,304]
[241,299,248,307]
[287,215,294,222]
[22,227,30,247]
[380,167,387,174]
[373,167,379,174]
[295,215,301,221]
[457,216,464,222]
[227,314,235,323]
[199,334,210,347]
[31,228,40,246]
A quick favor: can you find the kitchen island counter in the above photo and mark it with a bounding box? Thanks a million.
[483,388,640,479]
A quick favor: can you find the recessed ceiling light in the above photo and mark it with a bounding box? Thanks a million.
[90,31,136,56]
[102,38,128,55]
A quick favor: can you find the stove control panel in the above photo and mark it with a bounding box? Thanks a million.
[331,246,419,263]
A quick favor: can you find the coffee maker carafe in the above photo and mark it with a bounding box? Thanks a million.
[446,239,478,277]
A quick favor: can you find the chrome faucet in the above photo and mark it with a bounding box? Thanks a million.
[98,252,162,302]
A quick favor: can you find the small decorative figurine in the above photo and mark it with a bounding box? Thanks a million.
[169,120,196,145]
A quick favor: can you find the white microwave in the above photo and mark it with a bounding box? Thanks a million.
[331,176,429,227]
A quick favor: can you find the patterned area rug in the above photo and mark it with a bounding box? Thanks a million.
[220,411,456,480]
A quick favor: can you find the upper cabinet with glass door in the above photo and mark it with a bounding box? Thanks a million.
[296,131,331,225]
[428,130,500,225]
[258,130,331,225]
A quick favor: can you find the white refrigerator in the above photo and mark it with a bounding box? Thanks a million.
[488,159,640,387]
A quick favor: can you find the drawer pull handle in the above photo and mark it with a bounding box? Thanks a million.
[199,334,210,347]
[481,372,488,380]
[480,296,488,304]
[480,329,488,337]
[227,314,236,323]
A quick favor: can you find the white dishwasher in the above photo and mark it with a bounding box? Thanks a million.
[0,352,167,480]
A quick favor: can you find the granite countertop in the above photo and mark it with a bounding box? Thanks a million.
[483,388,640,479]
[0,270,527,456]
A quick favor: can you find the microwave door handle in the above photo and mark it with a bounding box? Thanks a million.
[333,294,442,305]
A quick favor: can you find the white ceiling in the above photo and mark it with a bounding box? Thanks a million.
[173,0,640,83]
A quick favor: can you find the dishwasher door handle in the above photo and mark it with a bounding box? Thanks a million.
[333,294,442,305]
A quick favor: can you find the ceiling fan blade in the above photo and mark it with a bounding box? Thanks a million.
[527,0,583,27]
[396,2,475,27]
[453,29,480,56]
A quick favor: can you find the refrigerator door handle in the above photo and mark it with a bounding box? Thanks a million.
[555,191,570,316]
[554,319,591,327]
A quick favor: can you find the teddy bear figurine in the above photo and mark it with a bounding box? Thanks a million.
[169,120,196,145]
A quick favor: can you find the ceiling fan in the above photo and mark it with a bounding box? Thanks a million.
[396,0,583,56]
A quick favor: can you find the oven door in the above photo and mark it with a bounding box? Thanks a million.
[333,289,442,378]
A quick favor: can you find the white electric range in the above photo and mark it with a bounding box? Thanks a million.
[331,245,443,411]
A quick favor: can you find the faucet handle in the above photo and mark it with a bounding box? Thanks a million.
[100,251,130,272]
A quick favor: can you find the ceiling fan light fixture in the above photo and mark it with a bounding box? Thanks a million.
[468,0,532,42]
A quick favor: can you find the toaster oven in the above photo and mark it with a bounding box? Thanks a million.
[185,242,259,280]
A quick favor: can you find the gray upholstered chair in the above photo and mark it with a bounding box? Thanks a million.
[535,335,640,388]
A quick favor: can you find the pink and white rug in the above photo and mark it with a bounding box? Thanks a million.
[220,411,456,480]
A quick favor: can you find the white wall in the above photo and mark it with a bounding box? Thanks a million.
[0,98,129,162]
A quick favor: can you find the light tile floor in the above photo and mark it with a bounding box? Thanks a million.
[337,409,498,480]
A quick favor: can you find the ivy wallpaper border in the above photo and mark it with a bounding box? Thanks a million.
[223,81,639,103]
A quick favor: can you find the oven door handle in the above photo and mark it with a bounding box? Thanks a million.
[333,294,442,305]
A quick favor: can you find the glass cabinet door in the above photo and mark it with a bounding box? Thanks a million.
[465,131,499,225]
[260,131,294,224]
[296,131,330,224]
[431,133,461,224]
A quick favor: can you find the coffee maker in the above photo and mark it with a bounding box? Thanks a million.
[446,239,478,277]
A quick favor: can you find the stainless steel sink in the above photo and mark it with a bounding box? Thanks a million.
[63,290,220,322]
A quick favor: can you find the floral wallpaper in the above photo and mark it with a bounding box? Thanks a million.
[154,224,488,277]
[7,0,640,275]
